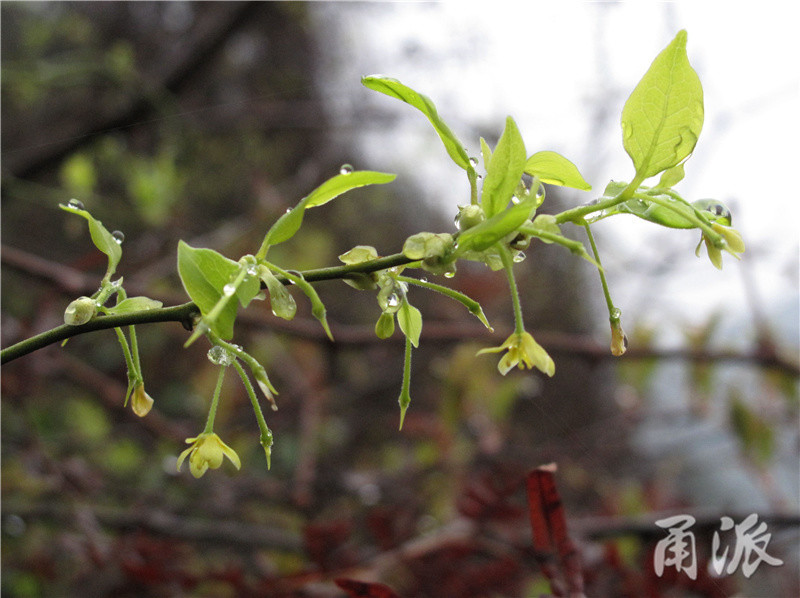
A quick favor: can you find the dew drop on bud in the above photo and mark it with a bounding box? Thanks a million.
[469,157,478,168]
[339,163,354,175]
[386,293,400,308]
[444,271,455,279]
[246,266,258,276]
[610,308,622,320]
[111,230,125,244]
[512,251,526,263]
[223,283,236,296]
[68,199,85,210]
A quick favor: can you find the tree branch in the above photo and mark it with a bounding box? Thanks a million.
[3,245,797,377]
[0,252,414,364]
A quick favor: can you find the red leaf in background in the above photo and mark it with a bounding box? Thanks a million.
[334,578,400,598]
[526,463,585,598]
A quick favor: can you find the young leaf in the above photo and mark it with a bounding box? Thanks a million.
[397,299,422,348]
[59,203,123,277]
[621,30,703,180]
[272,267,333,340]
[235,269,262,308]
[481,116,526,217]
[257,265,296,320]
[177,241,239,339]
[362,75,471,170]
[524,151,591,191]
[104,296,163,315]
[657,163,685,188]
[259,170,395,251]
[455,194,537,254]
[480,137,493,168]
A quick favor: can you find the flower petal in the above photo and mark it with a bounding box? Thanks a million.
[217,438,242,470]
[177,446,194,472]
[190,458,209,478]
[497,350,518,375]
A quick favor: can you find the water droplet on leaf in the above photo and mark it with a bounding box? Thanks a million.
[111,230,125,244]
[622,121,633,139]
[469,157,478,168]
[68,199,85,210]
[339,163,354,175]
[512,251,526,263]
[444,271,455,279]
[223,283,236,296]
[386,294,399,308]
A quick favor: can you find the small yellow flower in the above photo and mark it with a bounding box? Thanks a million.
[130,383,154,417]
[696,222,745,270]
[477,331,555,377]
[177,432,241,478]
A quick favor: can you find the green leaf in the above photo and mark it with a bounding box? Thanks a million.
[362,75,470,170]
[481,116,526,217]
[257,265,296,320]
[621,30,703,180]
[480,137,493,169]
[259,170,395,252]
[274,267,333,341]
[524,151,591,191]
[397,299,422,348]
[235,268,262,308]
[375,311,395,339]
[657,163,685,188]
[60,203,122,277]
[177,241,239,340]
[455,195,537,254]
[104,296,163,315]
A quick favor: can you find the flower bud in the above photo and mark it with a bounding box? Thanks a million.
[455,205,485,231]
[610,320,628,356]
[64,296,97,326]
[130,383,154,417]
